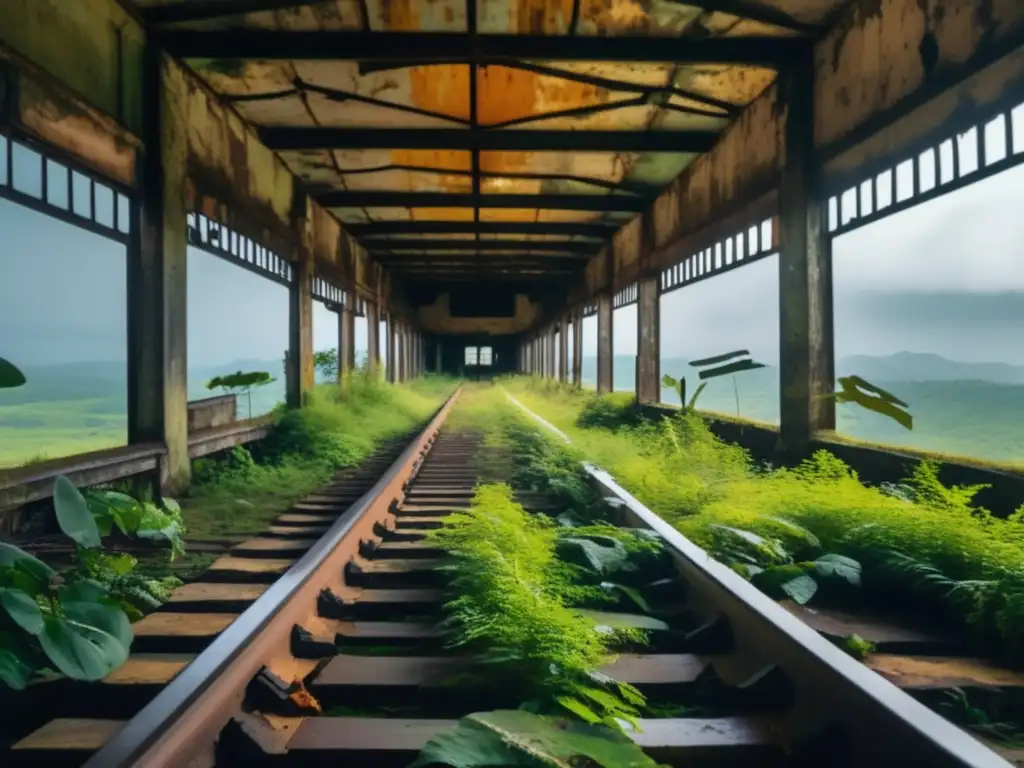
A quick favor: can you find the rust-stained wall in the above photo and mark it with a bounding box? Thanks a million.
[0,0,144,132]
[419,293,541,336]
[577,0,1024,305]
[818,0,1024,176]
[0,45,141,186]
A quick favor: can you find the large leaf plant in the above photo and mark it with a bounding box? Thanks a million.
[0,478,140,690]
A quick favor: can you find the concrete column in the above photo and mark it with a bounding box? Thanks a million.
[338,300,355,383]
[366,302,380,376]
[387,317,398,383]
[129,48,190,493]
[779,54,834,455]
[558,318,569,382]
[287,246,314,407]
[596,293,613,394]
[636,276,660,404]
[572,309,583,387]
[435,336,443,373]
[546,327,557,379]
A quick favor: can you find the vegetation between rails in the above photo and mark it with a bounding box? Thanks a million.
[498,378,1024,667]
[421,480,672,766]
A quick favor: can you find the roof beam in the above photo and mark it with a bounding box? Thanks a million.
[265,127,716,153]
[365,239,600,254]
[347,222,615,238]
[161,31,804,66]
[320,191,646,211]
[678,1,823,36]
[143,0,333,24]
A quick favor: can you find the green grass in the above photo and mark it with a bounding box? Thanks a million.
[181,373,454,541]
[0,398,126,466]
[498,377,1024,663]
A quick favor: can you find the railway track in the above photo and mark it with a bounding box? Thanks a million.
[4,388,1015,767]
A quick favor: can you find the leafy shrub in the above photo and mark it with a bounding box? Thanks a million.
[577,392,645,430]
[85,490,187,560]
[0,477,136,689]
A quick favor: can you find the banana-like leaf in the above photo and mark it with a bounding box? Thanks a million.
[689,350,750,367]
[686,382,707,410]
[0,357,26,389]
[837,376,909,408]
[698,359,767,380]
[830,377,913,430]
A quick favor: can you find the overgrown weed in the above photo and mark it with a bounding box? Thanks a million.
[500,376,1024,661]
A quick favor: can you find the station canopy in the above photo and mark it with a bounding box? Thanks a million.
[135,0,847,287]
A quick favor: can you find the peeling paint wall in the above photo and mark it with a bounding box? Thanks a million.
[0,0,144,132]
[163,56,383,303]
[418,293,541,335]
[819,0,1024,178]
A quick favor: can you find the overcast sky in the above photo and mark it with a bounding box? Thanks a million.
[1,146,1022,370]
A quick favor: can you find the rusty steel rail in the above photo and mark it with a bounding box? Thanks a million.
[81,387,461,768]
[504,390,1010,768]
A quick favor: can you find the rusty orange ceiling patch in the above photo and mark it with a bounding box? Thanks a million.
[134,0,851,288]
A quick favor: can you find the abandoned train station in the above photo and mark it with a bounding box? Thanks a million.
[1,0,1022,502]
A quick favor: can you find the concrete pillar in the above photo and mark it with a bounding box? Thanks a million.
[636,276,660,404]
[338,299,355,383]
[435,336,443,373]
[558,318,569,382]
[387,317,398,383]
[596,293,613,394]
[779,54,834,455]
[366,302,380,376]
[129,48,190,493]
[547,327,557,379]
[572,309,583,387]
[287,246,314,407]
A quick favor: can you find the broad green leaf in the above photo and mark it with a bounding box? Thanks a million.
[0,588,44,635]
[698,358,767,380]
[762,517,821,549]
[38,615,129,681]
[0,646,33,690]
[660,374,679,389]
[0,543,56,593]
[53,476,102,549]
[686,382,707,410]
[558,537,630,576]
[557,695,603,723]
[161,498,181,514]
[709,525,765,548]
[780,574,818,604]
[811,554,862,586]
[105,553,138,577]
[600,582,651,613]
[840,376,908,407]
[409,710,663,768]
[0,357,27,389]
[579,610,669,632]
[62,601,133,651]
[689,350,749,367]
[752,565,819,604]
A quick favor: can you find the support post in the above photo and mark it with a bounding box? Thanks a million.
[558,318,569,382]
[544,328,554,378]
[596,293,613,394]
[636,276,660,404]
[366,302,380,376]
[572,309,583,387]
[435,336,443,373]
[338,299,355,383]
[129,48,190,494]
[387,316,398,383]
[287,246,314,407]
[778,53,834,456]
